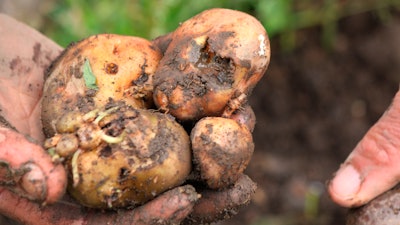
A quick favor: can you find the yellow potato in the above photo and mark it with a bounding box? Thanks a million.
[42,34,162,137]
[48,104,192,209]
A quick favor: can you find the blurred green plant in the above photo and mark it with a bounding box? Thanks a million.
[42,0,400,49]
[42,0,252,46]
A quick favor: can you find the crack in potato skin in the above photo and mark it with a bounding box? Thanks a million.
[153,8,270,121]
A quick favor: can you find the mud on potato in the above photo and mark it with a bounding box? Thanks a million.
[41,8,271,210]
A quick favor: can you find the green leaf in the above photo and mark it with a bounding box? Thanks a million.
[83,58,98,90]
[257,0,293,36]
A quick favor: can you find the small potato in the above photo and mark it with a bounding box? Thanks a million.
[229,104,256,132]
[190,117,254,189]
[55,133,79,157]
[50,104,193,209]
[42,34,162,137]
[153,8,270,121]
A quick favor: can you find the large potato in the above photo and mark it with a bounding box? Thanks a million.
[153,8,270,121]
[47,104,192,208]
[42,34,162,136]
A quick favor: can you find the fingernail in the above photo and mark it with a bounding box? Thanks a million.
[20,163,46,201]
[330,164,361,200]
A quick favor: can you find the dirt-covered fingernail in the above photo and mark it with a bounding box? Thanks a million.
[20,163,46,201]
[330,164,361,202]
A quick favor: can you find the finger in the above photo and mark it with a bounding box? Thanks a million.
[183,174,257,225]
[0,185,199,225]
[111,185,199,225]
[0,127,66,204]
[0,13,62,141]
[0,188,85,225]
[328,88,400,207]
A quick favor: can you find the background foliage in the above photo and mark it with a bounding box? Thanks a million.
[41,0,400,48]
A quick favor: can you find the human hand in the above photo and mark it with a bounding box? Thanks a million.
[0,14,256,225]
[328,87,400,207]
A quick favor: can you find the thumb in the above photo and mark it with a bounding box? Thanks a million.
[328,87,400,207]
[0,127,67,204]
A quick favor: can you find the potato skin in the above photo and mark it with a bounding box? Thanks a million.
[190,117,254,189]
[66,107,192,209]
[346,185,400,225]
[42,34,162,137]
[229,104,256,132]
[153,8,270,121]
[40,9,266,213]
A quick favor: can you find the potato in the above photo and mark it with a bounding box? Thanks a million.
[229,104,256,132]
[190,117,254,189]
[346,185,400,225]
[153,8,270,121]
[41,8,267,212]
[46,103,192,208]
[42,34,162,137]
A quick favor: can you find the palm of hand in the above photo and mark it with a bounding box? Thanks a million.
[0,24,61,142]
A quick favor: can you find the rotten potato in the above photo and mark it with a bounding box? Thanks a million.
[42,34,162,137]
[190,117,254,189]
[153,8,270,121]
[45,103,192,208]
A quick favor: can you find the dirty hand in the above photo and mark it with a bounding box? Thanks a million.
[328,86,400,207]
[0,14,256,225]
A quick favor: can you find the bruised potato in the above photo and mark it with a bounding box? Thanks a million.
[46,103,192,208]
[190,117,254,189]
[42,34,162,137]
[153,8,270,121]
